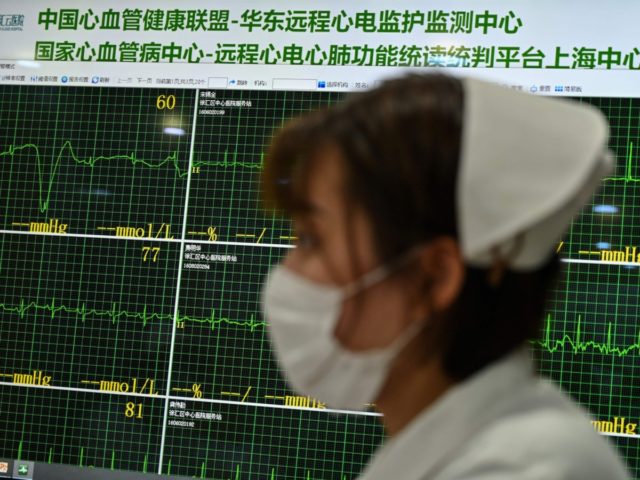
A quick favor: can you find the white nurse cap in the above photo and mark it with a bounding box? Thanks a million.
[458,78,612,271]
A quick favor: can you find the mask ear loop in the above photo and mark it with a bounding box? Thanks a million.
[487,233,525,287]
[341,246,423,299]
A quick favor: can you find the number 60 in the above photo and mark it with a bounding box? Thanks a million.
[156,94,176,110]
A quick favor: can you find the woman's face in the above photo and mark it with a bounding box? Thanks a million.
[281,147,438,352]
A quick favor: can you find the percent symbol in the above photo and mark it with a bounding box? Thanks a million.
[192,384,203,398]
[207,227,218,241]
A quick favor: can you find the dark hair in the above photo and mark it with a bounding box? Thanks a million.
[263,73,559,380]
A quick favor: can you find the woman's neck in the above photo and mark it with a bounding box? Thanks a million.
[375,349,455,436]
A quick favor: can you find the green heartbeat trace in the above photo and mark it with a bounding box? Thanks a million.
[0,141,185,213]
[603,141,640,183]
[534,314,640,357]
[0,142,264,214]
[23,441,351,480]
[26,441,145,472]
[194,149,265,170]
[1,299,266,332]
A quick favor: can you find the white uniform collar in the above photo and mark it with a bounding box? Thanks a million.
[359,349,535,480]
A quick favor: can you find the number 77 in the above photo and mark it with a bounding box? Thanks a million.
[142,246,160,262]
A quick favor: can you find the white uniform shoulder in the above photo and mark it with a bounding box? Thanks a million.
[435,381,629,479]
[359,350,630,480]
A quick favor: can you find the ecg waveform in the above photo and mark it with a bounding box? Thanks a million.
[18,439,351,480]
[194,149,265,170]
[604,142,639,183]
[0,142,268,216]
[1,142,182,213]
[0,299,266,332]
[15,441,148,473]
[536,314,640,357]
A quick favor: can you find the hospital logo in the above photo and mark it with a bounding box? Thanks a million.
[0,14,24,31]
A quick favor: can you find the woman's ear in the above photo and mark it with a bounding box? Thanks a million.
[410,237,465,320]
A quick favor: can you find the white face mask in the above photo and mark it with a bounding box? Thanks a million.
[261,258,423,410]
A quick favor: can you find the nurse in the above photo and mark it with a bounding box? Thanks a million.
[261,74,630,479]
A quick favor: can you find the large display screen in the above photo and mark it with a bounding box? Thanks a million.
[1,2,639,479]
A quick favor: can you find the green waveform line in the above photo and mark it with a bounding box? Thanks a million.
[604,141,640,183]
[1,299,266,332]
[0,141,184,213]
[40,443,139,471]
[535,314,640,357]
[1,142,264,213]
[194,149,264,170]
[23,441,351,479]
